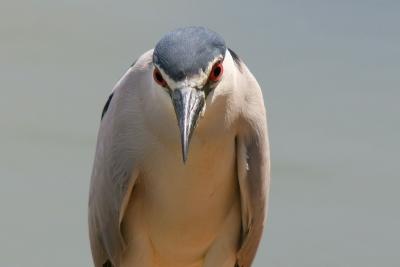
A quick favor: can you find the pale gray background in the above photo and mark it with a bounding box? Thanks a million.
[1,1,399,266]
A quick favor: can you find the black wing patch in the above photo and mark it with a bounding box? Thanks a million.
[103,260,113,267]
[228,48,242,72]
[101,93,114,120]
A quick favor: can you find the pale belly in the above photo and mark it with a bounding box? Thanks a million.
[121,134,241,266]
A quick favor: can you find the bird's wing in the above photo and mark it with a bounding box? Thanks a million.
[235,61,271,267]
[88,51,153,267]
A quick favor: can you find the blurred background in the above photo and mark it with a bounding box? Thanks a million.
[1,0,399,266]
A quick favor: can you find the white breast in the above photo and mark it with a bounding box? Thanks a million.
[121,122,240,265]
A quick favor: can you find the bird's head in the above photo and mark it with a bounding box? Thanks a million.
[152,26,228,163]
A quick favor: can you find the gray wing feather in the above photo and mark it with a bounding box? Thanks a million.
[88,52,152,266]
[235,64,270,267]
[89,83,137,266]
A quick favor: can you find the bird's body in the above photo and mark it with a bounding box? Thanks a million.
[89,27,270,267]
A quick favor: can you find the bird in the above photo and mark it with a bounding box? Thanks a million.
[88,26,270,267]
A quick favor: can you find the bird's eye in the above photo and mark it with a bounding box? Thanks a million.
[208,61,223,82]
[153,67,167,87]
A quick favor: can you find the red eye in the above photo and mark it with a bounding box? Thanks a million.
[209,61,223,82]
[153,67,167,87]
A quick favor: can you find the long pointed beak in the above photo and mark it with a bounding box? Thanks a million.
[171,87,205,163]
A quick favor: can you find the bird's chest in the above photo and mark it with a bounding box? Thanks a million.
[131,132,239,260]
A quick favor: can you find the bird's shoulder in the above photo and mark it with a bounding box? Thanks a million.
[227,50,266,137]
[100,49,154,121]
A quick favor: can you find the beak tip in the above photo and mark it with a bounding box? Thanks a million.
[182,146,189,164]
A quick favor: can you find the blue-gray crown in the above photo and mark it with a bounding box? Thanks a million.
[153,27,226,81]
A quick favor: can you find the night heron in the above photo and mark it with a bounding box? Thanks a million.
[89,26,270,267]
